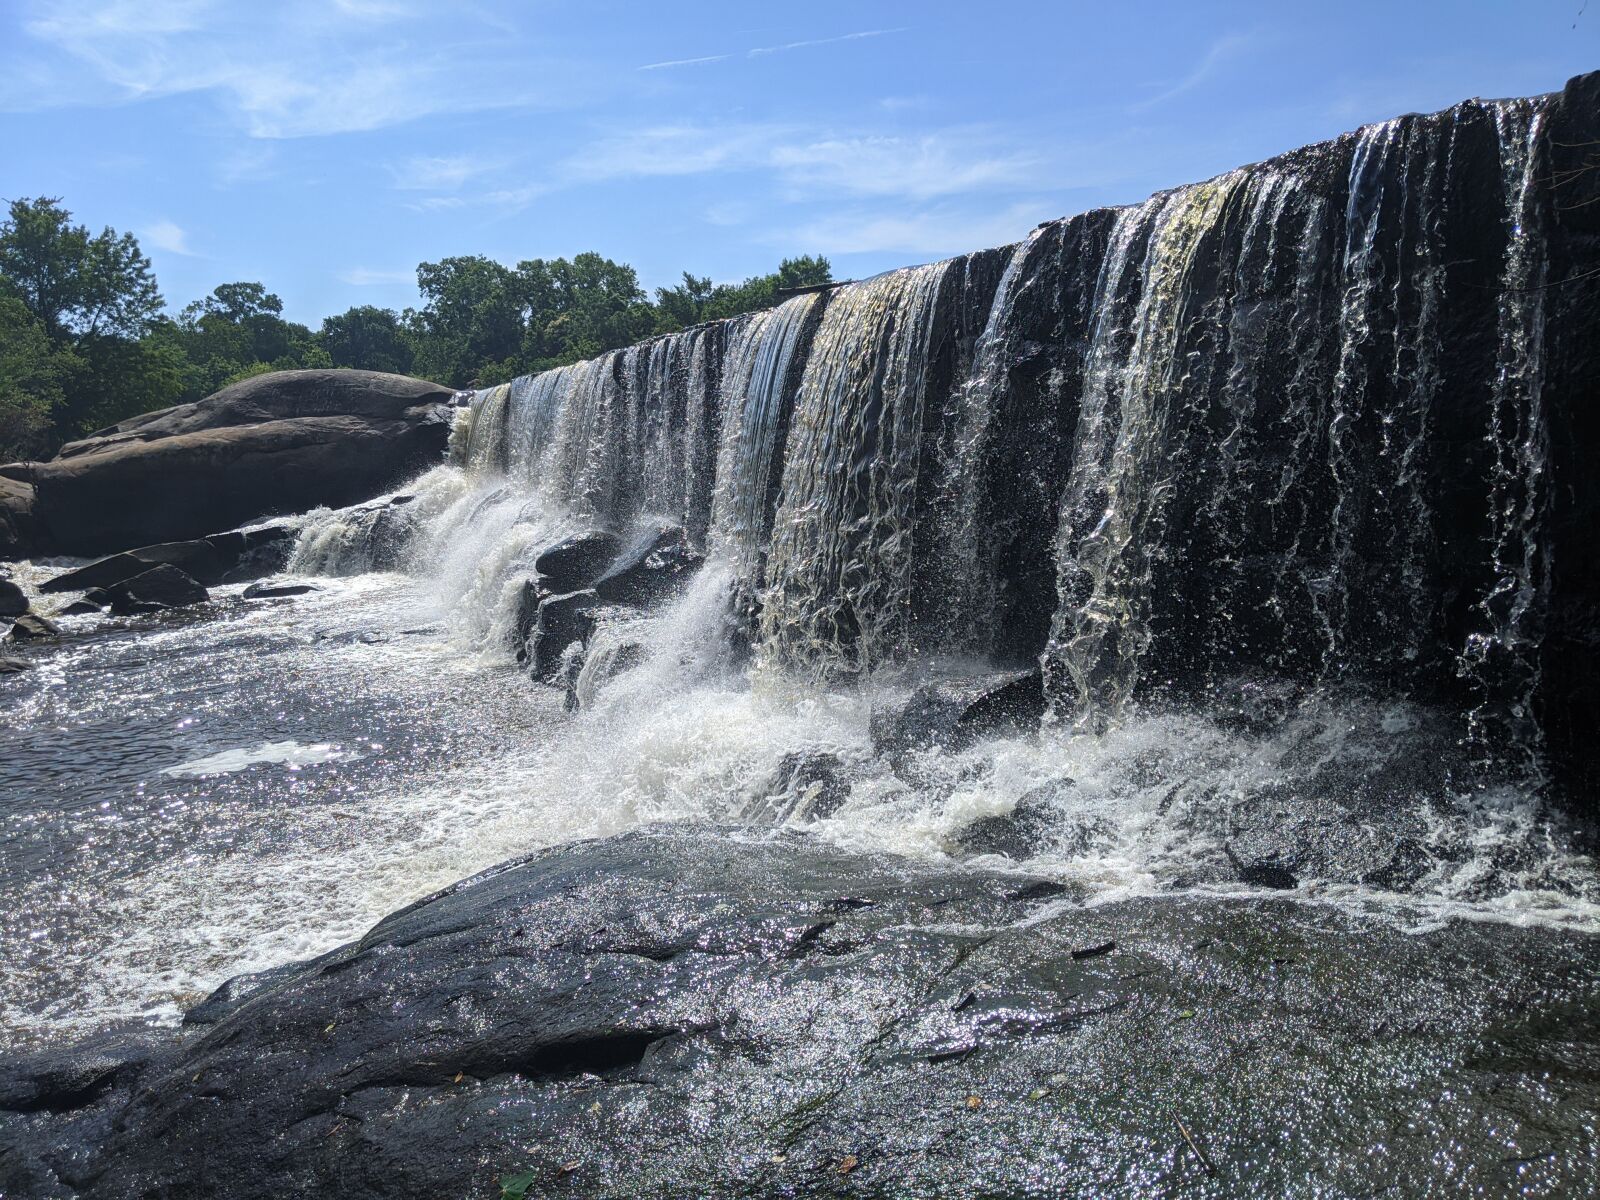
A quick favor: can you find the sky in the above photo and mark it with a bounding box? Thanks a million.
[1,0,1595,326]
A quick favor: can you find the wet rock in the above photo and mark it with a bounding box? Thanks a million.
[242,581,318,600]
[105,565,209,616]
[4,613,59,643]
[1225,846,1300,890]
[571,634,649,709]
[871,668,1045,757]
[0,577,26,617]
[0,656,31,673]
[43,527,295,594]
[530,590,599,680]
[58,598,103,616]
[0,473,37,561]
[3,826,1598,1200]
[591,521,703,605]
[954,781,1070,859]
[534,531,622,594]
[744,750,852,822]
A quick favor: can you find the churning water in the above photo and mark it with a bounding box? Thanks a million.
[4,89,1598,1048]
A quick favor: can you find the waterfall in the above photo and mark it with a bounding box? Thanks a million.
[707,293,823,588]
[1044,176,1248,729]
[295,81,1592,803]
[758,263,953,678]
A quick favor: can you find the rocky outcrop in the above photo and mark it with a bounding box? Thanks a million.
[105,564,209,615]
[0,474,37,560]
[8,370,452,560]
[2,826,1596,1199]
[39,528,293,594]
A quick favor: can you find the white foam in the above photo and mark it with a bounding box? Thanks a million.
[161,740,347,777]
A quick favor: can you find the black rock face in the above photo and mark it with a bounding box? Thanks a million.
[105,564,208,615]
[0,576,26,618]
[3,826,1596,1200]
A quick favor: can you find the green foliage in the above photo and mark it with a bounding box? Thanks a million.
[654,254,833,331]
[321,305,413,375]
[497,1169,538,1199]
[0,194,832,456]
[0,296,68,459]
[0,197,163,342]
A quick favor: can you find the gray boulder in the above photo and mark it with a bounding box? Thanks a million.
[23,370,452,558]
[1,826,1596,1199]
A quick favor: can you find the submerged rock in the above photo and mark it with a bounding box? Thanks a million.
[534,531,623,594]
[590,521,702,605]
[242,581,318,600]
[0,655,31,673]
[871,668,1045,757]
[105,564,208,615]
[4,613,59,643]
[953,781,1071,860]
[744,749,853,822]
[0,577,26,618]
[2,826,1597,1200]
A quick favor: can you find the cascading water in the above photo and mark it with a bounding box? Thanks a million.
[277,85,1596,929]
[758,263,953,678]
[12,78,1600,1056]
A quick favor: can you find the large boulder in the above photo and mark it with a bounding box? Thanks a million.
[40,528,294,594]
[22,370,452,558]
[0,474,37,560]
[1,826,1596,1199]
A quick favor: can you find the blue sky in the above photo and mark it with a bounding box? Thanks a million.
[1,0,1594,326]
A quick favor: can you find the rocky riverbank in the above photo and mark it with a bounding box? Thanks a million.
[3,825,1596,1199]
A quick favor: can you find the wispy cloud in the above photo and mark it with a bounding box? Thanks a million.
[339,266,414,286]
[780,201,1053,258]
[143,219,196,256]
[639,27,905,71]
[638,53,732,72]
[561,122,1040,201]
[1129,33,1257,114]
[747,28,905,57]
[390,154,503,192]
[2,0,569,137]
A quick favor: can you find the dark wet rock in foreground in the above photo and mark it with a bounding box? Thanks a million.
[2,825,1596,1199]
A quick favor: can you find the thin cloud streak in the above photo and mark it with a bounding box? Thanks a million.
[638,27,905,71]
[1129,33,1256,113]
[638,54,733,71]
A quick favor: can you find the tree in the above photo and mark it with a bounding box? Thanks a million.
[653,255,833,331]
[174,281,326,403]
[0,297,69,459]
[409,256,525,386]
[0,197,162,343]
[319,305,414,375]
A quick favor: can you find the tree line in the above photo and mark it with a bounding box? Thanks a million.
[0,196,832,461]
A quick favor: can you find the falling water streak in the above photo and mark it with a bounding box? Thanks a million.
[1046,176,1245,729]
[1319,118,1404,675]
[932,224,1050,656]
[759,264,952,679]
[707,294,822,587]
[1461,99,1553,770]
